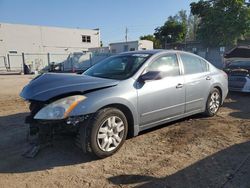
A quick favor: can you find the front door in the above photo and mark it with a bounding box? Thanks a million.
[137,53,185,126]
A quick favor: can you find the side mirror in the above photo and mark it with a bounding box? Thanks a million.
[139,71,162,82]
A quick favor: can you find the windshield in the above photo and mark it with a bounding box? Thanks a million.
[84,54,151,80]
[227,61,250,68]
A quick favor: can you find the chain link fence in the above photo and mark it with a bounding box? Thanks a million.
[0,56,8,72]
[1,52,112,74]
[24,53,49,73]
[8,54,23,72]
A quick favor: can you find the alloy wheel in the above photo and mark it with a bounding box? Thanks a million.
[209,91,220,114]
[97,116,125,152]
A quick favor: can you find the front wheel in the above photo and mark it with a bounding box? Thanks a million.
[204,88,221,117]
[79,108,128,158]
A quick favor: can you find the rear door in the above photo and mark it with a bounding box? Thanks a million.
[179,53,211,113]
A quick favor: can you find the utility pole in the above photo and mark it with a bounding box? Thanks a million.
[125,27,128,42]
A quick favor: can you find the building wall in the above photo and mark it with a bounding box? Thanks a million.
[109,40,153,54]
[0,23,100,56]
[138,40,154,50]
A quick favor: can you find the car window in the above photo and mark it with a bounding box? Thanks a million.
[180,53,207,74]
[107,58,126,71]
[200,59,209,72]
[84,54,150,80]
[146,54,180,77]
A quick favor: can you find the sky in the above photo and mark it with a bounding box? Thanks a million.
[0,0,196,45]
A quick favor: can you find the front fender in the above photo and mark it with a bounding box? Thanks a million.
[69,86,140,135]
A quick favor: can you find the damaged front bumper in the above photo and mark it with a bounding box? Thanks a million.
[25,114,90,135]
[23,113,90,158]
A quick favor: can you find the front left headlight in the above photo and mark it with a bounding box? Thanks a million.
[34,95,86,120]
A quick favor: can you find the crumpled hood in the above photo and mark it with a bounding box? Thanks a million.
[20,73,119,101]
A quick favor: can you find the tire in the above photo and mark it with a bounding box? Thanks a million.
[78,108,128,158]
[204,88,221,117]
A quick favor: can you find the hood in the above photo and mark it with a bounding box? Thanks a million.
[224,61,250,75]
[224,46,250,59]
[20,73,119,101]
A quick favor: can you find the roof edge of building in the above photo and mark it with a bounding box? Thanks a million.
[0,22,99,32]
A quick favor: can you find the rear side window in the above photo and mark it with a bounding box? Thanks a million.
[200,59,209,72]
[147,54,180,77]
[180,53,208,74]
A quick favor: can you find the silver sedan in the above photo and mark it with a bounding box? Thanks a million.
[21,50,228,158]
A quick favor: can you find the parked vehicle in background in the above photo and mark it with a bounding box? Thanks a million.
[224,59,250,92]
[20,50,228,158]
[224,46,250,92]
[40,52,92,74]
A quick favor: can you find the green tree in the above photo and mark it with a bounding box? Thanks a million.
[140,35,161,49]
[190,0,250,46]
[154,10,188,47]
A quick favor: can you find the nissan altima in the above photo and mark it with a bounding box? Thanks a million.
[20,50,228,158]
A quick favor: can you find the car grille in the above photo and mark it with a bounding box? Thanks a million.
[229,72,248,77]
[229,77,247,82]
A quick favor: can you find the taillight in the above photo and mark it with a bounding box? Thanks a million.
[221,70,228,80]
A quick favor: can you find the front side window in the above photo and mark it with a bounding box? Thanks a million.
[84,54,151,80]
[180,53,207,74]
[146,54,180,77]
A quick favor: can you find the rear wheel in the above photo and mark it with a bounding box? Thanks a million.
[78,108,128,158]
[204,88,221,117]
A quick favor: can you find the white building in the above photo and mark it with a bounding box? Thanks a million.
[0,23,101,72]
[0,23,100,55]
[109,40,153,54]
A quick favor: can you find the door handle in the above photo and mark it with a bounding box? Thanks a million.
[206,76,211,80]
[176,83,184,89]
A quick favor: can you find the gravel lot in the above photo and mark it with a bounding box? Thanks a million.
[0,75,249,188]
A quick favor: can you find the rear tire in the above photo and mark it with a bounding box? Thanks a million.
[78,108,128,158]
[204,88,221,117]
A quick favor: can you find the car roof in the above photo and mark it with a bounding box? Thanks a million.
[119,49,182,55]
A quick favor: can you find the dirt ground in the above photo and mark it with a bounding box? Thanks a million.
[0,75,249,188]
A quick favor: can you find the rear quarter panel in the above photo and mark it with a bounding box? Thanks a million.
[209,66,228,103]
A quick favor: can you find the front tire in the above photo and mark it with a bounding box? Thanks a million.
[204,88,221,117]
[79,108,128,158]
